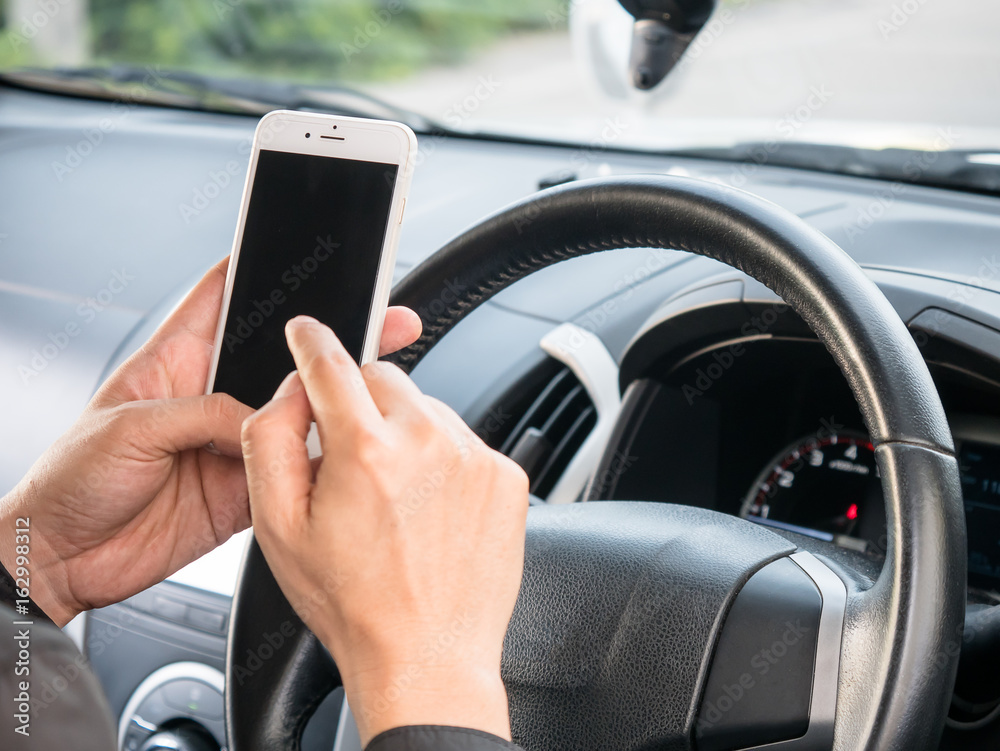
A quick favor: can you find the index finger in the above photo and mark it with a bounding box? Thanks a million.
[284,316,382,443]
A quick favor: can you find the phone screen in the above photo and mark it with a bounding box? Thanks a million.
[212,148,398,409]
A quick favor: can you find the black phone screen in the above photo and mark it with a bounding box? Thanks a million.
[212,148,398,409]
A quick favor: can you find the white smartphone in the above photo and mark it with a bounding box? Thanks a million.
[206,110,417,410]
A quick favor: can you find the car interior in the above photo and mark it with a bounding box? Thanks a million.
[2,0,1000,749]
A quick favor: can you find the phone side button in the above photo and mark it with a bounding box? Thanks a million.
[398,198,406,224]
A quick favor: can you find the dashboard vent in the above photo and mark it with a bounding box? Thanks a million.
[478,358,597,500]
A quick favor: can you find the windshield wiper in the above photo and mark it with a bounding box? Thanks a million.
[671,141,1000,198]
[0,65,439,131]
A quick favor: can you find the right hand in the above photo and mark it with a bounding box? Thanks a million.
[242,316,529,745]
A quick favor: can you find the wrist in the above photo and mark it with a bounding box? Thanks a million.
[345,663,511,746]
[0,486,81,627]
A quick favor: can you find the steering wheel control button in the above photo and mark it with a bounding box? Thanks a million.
[696,557,822,751]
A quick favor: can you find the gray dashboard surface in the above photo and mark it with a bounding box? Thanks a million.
[2,86,1000,492]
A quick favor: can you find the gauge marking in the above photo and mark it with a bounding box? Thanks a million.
[828,459,870,475]
[740,430,880,550]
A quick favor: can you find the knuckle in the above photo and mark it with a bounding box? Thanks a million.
[462,434,492,464]
[496,452,530,491]
[423,395,457,420]
[240,412,261,446]
[208,392,246,424]
[301,350,343,383]
[241,406,275,444]
[411,409,446,446]
[103,401,135,432]
[351,426,387,470]
[401,397,447,439]
[362,360,402,383]
[109,401,158,442]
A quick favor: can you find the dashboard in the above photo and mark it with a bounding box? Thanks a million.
[592,331,1000,602]
[744,426,1000,594]
[3,84,1000,749]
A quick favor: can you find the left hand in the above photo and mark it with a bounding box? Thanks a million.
[0,257,422,626]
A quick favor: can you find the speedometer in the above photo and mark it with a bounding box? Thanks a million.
[740,431,883,549]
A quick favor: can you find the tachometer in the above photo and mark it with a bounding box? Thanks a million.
[740,431,883,550]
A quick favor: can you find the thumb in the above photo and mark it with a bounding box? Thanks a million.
[150,256,230,348]
[242,372,315,536]
[127,392,254,458]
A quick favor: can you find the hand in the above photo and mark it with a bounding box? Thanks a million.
[243,316,529,745]
[0,258,422,627]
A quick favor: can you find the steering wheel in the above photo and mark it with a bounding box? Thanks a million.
[226,176,966,751]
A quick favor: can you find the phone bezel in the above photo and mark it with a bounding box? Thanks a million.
[205,110,417,398]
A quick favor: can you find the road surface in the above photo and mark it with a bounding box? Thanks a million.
[367,0,1000,150]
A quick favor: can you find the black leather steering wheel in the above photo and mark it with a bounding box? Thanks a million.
[226,176,966,751]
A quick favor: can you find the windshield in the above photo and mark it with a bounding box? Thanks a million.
[2,0,999,167]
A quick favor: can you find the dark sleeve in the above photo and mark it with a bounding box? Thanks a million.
[366,726,524,751]
[1,601,116,750]
[0,557,54,624]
